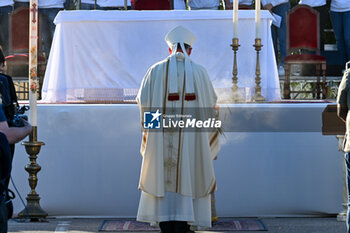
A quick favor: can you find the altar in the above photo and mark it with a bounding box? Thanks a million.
[41,10,281,103]
[16,8,341,219]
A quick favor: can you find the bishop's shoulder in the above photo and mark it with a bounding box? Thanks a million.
[149,57,169,71]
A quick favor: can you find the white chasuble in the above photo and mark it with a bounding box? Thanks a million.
[136,53,220,228]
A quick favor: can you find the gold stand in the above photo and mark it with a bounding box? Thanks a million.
[18,126,47,221]
[231,38,241,102]
[253,38,265,102]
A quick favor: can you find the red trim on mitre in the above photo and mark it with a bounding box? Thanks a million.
[185,93,196,101]
[168,93,180,101]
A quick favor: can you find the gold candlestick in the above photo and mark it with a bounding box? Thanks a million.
[231,38,241,102]
[18,126,47,221]
[253,38,265,102]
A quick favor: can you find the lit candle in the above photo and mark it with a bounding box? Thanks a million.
[29,0,38,126]
[233,0,239,38]
[255,0,261,38]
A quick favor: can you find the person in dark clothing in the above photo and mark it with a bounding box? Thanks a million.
[0,47,32,233]
[0,131,12,233]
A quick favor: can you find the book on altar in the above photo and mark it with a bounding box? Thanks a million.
[272,13,282,28]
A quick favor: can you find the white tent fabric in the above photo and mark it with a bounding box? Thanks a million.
[41,10,281,103]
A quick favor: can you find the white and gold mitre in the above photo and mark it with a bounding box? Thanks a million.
[164,26,197,101]
[165,26,196,48]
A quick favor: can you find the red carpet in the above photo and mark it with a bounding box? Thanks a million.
[99,219,267,231]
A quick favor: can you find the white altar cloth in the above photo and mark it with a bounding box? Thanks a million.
[41,10,281,103]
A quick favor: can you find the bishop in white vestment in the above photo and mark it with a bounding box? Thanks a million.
[136,26,220,233]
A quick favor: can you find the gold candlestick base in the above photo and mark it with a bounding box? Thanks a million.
[17,126,47,221]
[253,38,265,102]
[230,37,242,102]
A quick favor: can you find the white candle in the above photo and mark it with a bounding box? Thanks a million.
[29,0,38,126]
[233,0,239,38]
[255,0,261,38]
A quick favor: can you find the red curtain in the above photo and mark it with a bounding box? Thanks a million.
[132,0,171,10]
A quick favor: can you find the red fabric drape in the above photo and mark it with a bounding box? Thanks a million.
[132,0,171,10]
[288,7,318,50]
